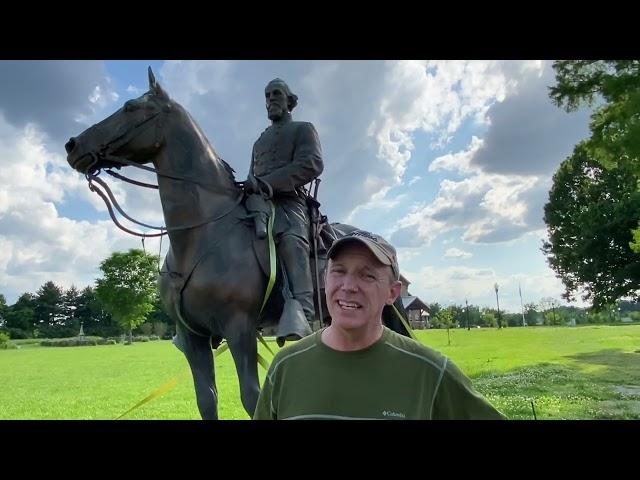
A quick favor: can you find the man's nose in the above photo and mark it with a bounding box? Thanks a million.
[340,275,358,292]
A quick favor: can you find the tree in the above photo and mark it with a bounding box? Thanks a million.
[76,286,121,337]
[504,313,522,327]
[4,293,36,338]
[542,144,640,308]
[549,60,640,251]
[434,308,456,345]
[95,249,158,344]
[62,285,81,337]
[427,302,442,319]
[550,61,640,170]
[147,296,174,336]
[480,309,498,328]
[524,302,540,326]
[34,281,66,338]
[138,322,153,336]
[0,294,8,330]
[464,303,482,328]
[152,321,168,339]
[538,297,563,325]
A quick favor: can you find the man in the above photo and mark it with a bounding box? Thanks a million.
[245,78,323,345]
[253,230,505,420]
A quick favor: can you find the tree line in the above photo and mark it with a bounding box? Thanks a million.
[426,298,639,330]
[0,249,173,340]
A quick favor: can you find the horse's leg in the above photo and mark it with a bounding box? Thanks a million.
[225,314,260,418]
[176,322,218,420]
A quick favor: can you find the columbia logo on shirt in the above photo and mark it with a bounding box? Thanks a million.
[382,410,406,418]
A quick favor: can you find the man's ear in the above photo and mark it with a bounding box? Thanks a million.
[387,280,402,305]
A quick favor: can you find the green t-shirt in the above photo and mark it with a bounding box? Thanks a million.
[253,326,505,420]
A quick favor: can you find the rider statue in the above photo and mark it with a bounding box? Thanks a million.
[244,78,324,346]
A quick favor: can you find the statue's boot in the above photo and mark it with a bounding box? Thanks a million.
[276,235,315,347]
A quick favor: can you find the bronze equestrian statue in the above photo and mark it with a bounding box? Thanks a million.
[65,68,411,419]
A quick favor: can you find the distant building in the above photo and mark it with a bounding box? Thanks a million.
[399,274,430,329]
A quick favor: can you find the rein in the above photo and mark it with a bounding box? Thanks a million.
[86,168,243,238]
[81,105,244,240]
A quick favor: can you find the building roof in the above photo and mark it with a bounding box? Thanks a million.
[401,295,429,311]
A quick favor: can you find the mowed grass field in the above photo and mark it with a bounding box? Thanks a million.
[1,325,639,420]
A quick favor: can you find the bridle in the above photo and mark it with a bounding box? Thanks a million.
[81,102,244,241]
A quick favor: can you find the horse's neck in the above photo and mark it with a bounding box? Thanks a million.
[155,116,239,252]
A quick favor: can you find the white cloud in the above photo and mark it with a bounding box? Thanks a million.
[161,60,233,105]
[0,61,119,148]
[344,189,408,225]
[88,84,119,106]
[401,263,577,312]
[469,61,590,176]
[126,85,144,95]
[366,60,516,182]
[444,248,472,259]
[390,61,583,249]
[392,171,546,247]
[429,136,483,175]
[0,116,160,304]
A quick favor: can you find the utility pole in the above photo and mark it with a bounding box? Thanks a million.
[494,283,501,329]
[466,298,470,330]
[519,283,526,327]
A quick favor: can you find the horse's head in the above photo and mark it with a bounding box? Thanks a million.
[66,68,173,174]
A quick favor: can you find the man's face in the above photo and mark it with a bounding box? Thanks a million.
[265,84,288,121]
[325,243,401,332]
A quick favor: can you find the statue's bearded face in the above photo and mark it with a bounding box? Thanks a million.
[265,84,289,121]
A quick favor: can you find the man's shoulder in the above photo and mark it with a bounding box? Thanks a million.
[383,328,448,372]
[271,331,319,364]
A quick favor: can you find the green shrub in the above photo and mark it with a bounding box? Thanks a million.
[12,338,47,345]
[41,337,101,347]
[138,323,153,336]
[5,328,30,339]
[0,332,17,349]
[153,322,168,338]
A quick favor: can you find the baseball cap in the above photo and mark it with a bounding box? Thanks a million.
[327,230,400,280]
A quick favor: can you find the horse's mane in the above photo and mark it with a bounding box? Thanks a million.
[217,156,238,184]
[175,102,238,186]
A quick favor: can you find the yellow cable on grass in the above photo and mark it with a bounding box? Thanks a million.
[114,368,191,420]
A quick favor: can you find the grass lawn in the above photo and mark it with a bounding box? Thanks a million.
[1,325,639,419]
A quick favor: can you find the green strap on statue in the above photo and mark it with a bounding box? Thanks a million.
[260,200,277,313]
[392,304,419,341]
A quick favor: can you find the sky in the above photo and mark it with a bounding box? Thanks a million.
[0,60,593,312]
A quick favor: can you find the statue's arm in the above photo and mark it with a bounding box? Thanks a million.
[245,144,260,193]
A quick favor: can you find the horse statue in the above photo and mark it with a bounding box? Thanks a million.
[65,68,411,419]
